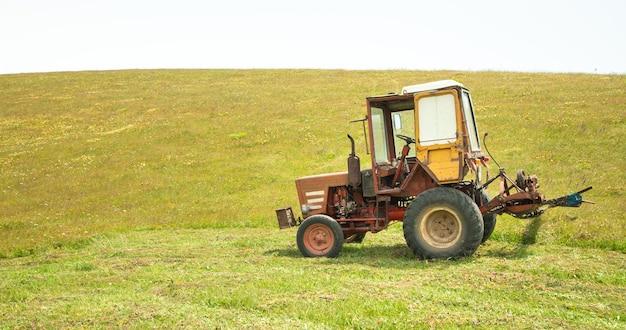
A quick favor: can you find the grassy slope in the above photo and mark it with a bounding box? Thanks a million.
[1,70,624,256]
[0,69,625,328]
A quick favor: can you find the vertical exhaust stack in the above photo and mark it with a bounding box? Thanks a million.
[347,135,361,189]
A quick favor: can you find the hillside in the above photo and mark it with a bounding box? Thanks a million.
[1,69,624,257]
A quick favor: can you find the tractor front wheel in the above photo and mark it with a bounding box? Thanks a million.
[297,215,344,257]
[403,187,484,259]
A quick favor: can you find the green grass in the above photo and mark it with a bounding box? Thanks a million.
[0,227,624,328]
[0,69,625,327]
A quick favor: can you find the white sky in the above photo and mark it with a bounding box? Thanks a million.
[1,0,624,75]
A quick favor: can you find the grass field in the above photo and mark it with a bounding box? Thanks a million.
[1,69,625,328]
[0,227,624,328]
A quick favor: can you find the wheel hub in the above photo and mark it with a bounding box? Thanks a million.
[303,223,335,255]
[421,207,462,248]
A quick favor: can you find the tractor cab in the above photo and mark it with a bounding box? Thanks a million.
[366,80,486,196]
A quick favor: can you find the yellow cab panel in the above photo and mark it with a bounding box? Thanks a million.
[413,89,464,183]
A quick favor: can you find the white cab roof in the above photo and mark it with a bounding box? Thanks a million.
[401,80,464,94]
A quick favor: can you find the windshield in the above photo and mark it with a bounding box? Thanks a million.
[461,90,481,152]
[370,107,389,163]
[370,106,417,164]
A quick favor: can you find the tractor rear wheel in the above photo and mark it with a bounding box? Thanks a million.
[403,187,484,259]
[475,189,497,244]
[297,215,344,257]
[345,233,366,243]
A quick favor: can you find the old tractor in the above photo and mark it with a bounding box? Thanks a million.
[276,80,592,259]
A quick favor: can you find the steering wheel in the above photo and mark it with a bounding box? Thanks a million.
[396,134,416,145]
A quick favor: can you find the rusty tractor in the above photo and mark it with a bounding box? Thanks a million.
[276,80,592,259]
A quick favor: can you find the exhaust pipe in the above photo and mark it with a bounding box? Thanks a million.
[347,134,361,189]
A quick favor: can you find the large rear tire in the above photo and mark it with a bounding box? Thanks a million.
[403,187,484,259]
[297,215,344,258]
[345,233,366,244]
[476,189,497,244]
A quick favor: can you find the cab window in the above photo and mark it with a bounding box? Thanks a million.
[462,91,481,152]
[370,107,389,163]
[391,109,416,158]
[417,94,456,146]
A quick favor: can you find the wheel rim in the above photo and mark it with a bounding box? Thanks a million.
[420,207,462,248]
[303,223,335,255]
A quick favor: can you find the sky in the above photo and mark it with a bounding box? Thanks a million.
[1,0,624,75]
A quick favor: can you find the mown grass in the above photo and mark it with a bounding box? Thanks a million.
[0,69,624,327]
[0,227,624,328]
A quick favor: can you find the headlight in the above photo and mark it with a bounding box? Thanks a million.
[301,204,310,216]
